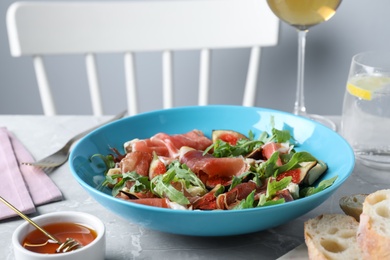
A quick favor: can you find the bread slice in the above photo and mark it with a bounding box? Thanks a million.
[339,193,368,221]
[304,214,362,260]
[357,189,390,260]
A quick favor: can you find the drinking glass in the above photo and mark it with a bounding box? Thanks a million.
[266,0,342,130]
[341,51,390,169]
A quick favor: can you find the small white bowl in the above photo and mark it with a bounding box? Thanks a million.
[12,211,105,260]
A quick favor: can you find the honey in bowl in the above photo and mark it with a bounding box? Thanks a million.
[22,222,97,254]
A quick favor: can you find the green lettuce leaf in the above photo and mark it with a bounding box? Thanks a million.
[300,176,338,197]
[152,171,190,205]
[233,190,256,210]
[103,171,150,196]
[266,176,292,199]
[276,152,317,175]
[151,161,207,205]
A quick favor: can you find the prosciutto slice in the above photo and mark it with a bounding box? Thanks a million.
[179,149,250,187]
[127,130,213,158]
[126,139,170,157]
[216,182,257,210]
[261,142,290,166]
[120,151,152,176]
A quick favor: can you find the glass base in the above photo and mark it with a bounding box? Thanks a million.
[296,112,337,131]
[355,150,390,170]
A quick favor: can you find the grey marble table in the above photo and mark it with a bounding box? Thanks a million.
[0,115,388,260]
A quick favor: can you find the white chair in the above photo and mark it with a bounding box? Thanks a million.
[6,0,279,116]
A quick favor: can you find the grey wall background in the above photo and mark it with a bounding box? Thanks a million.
[1,0,389,115]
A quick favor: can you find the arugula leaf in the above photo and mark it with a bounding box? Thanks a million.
[263,152,280,178]
[103,171,150,196]
[257,188,286,207]
[213,184,226,197]
[250,151,279,179]
[300,176,338,197]
[257,193,267,206]
[276,152,317,175]
[229,176,242,191]
[206,134,263,158]
[168,162,206,191]
[248,130,255,140]
[266,176,292,199]
[256,193,285,207]
[302,176,338,197]
[271,128,292,143]
[151,161,207,205]
[229,171,261,191]
[233,190,256,210]
[152,172,190,205]
[259,198,285,207]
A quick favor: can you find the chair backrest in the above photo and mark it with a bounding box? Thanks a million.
[6,0,279,116]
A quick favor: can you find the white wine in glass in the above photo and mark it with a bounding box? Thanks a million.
[266,0,342,130]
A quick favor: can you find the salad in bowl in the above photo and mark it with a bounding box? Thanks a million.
[69,105,354,236]
[93,122,335,211]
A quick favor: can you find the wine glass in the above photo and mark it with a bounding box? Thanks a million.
[266,0,342,130]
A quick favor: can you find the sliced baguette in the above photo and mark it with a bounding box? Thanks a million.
[339,193,368,221]
[304,214,362,260]
[357,189,390,260]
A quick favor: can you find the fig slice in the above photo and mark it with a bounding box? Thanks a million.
[303,160,328,185]
[277,160,328,185]
[148,152,167,180]
[276,161,317,184]
[246,147,263,160]
[212,130,247,145]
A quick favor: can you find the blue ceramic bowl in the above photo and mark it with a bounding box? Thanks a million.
[69,105,354,236]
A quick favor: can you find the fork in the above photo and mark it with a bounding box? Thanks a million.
[22,110,127,169]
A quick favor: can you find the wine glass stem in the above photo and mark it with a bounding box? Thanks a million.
[294,30,308,116]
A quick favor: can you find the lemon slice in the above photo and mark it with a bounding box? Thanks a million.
[347,76,390,100]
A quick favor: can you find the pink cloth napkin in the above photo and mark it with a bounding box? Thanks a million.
[0,127,62,220]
